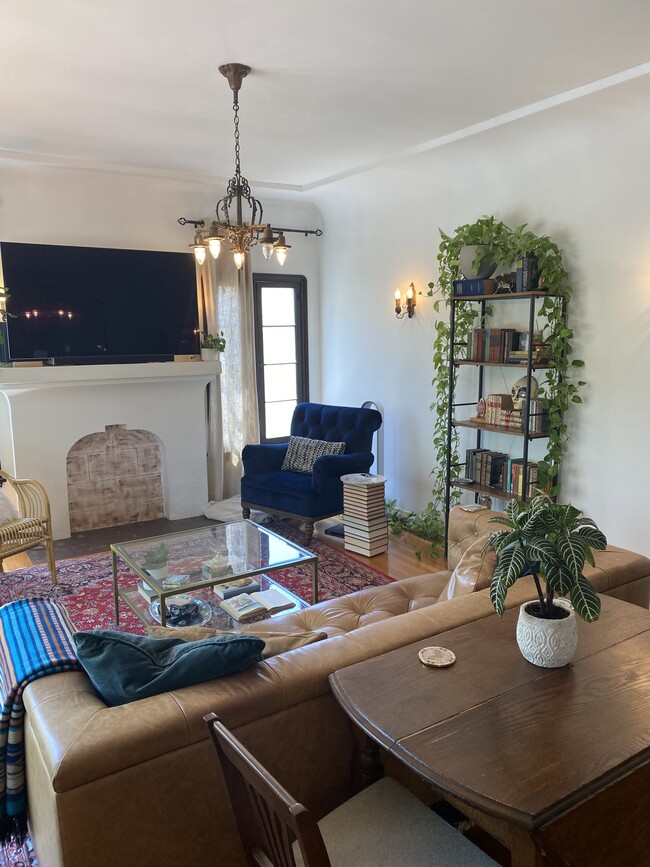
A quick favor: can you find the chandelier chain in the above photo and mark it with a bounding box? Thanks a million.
[232,93,241,180]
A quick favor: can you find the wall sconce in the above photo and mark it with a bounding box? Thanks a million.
[394,283,416,319]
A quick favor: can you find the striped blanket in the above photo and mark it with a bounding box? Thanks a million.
[0,597,81,843]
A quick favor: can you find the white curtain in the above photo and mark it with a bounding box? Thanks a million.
[197,253,260,502]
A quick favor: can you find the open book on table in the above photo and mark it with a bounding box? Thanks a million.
[219,587,295,621]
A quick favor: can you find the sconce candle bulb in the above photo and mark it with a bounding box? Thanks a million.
[394,282,416,319]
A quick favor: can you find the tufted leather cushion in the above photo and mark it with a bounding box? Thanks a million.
[438,535,497,602]
[146,625,328,659]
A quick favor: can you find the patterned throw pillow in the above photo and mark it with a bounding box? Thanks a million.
[281,436,345,474]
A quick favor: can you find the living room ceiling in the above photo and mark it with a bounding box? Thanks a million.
[2,0,650,190]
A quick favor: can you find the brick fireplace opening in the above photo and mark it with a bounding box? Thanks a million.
[67,424,165,532]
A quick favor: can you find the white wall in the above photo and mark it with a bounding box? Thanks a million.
[310,75,650,556]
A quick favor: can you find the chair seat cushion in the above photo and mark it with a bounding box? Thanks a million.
[73,630,265,706]
[281,436,345,473]
[241,471,341,517]
[293,776,497,866]
[0,490,20,525]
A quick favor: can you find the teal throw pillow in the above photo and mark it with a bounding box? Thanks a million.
[73,629,265,706]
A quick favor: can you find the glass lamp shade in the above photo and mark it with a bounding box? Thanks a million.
[233,250,245,270]
[208,238,222,259]
[261,242,275,260]
[273,232,290,267]
[192,240,207,265]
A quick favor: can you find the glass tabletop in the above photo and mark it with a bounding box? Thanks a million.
[112,519,316,596]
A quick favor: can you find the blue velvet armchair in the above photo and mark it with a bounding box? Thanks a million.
[240,402,383,544]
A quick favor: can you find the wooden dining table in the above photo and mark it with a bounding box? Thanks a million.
[329,594,650,866]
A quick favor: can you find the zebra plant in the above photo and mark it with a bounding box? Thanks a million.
[483,496,607,622]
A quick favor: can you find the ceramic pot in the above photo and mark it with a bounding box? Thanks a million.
[201,347,218,361]
[516,597,578,668]
[458,245,497,279]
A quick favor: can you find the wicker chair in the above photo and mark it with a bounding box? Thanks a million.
[0,470,56,584]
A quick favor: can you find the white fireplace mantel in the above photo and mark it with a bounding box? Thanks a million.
[0,361,220,540]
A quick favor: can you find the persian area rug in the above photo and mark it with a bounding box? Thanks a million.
[0,525,392,866]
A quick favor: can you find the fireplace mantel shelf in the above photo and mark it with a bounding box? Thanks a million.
[0,360,221,389]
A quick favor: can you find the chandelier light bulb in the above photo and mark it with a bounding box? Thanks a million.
[208,238,222,259]
[193,245,207,265]
[233,250,245,270]
[273,232,290,267]
[261,242,274,260]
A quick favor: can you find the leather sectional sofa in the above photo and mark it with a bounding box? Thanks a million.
[23,507,650,866]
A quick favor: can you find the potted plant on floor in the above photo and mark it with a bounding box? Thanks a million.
[484,496,607,667]
[200,331,226,361]
[142,543,169,582]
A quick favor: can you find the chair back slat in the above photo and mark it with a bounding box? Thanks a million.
[205,713,331,867]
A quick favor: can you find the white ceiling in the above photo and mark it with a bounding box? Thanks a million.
[2,0,650,190]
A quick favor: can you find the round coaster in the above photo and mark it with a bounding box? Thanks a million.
[418,646,456,668]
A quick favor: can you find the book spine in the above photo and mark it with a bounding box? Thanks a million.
[452,278,496,296]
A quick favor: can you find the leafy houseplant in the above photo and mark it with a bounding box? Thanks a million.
[200,331,226,352]
[142,543,169,579]
[484,496,607,623]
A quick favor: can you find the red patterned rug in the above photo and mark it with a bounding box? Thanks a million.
[0,523,392,867]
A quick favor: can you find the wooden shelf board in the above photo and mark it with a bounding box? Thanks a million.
[452,481,515,501]
[453,419,549,439]
[454,360,549,369]
[452,290,548,302]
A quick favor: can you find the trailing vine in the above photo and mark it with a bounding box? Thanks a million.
[429,216,585,504]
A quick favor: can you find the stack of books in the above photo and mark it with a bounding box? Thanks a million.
[342,474,388,557]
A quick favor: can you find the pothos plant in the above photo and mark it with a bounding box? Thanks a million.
[428,216,586,508]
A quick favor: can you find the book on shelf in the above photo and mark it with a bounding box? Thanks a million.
[219,587,295,621]
[138,581,159,603]
[212,576,262,599]
[452,278,496,297]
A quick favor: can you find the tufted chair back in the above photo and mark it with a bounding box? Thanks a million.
[291,403,382,453]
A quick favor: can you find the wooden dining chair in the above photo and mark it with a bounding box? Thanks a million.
[204,713,497,867]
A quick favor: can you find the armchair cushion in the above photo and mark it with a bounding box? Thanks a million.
[0,490,20,526]
[281,436,345,474]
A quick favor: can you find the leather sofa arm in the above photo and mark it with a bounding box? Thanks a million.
[242,443,288,474]
[312,453,374,493]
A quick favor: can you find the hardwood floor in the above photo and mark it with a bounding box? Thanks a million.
[5,515,447,580]
[314,517,447,579]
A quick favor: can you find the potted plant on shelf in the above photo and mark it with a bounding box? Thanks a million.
[142,543,169,582]
[484,495,607,668]
[200,330,226,361]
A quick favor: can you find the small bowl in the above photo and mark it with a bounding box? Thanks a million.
[161,574,190,590]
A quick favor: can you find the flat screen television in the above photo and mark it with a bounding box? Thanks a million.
[0,242,200,364]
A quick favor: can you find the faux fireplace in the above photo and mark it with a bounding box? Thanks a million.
[0,361,220,540]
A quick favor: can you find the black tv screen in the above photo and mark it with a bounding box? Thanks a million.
[0,242,200,363]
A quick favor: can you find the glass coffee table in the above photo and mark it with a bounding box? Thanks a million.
[112,519,317,629]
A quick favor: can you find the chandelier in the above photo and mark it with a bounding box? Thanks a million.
[187,63,289,270]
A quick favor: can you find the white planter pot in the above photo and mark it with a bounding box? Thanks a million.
[146,565,169,583]
[201,347,218,361]
[516,597,578,668]
[458,245,497,279]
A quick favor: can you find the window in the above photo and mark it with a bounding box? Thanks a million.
[253,274,309,443]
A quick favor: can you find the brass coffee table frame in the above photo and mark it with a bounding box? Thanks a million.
[112,519,318,628]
